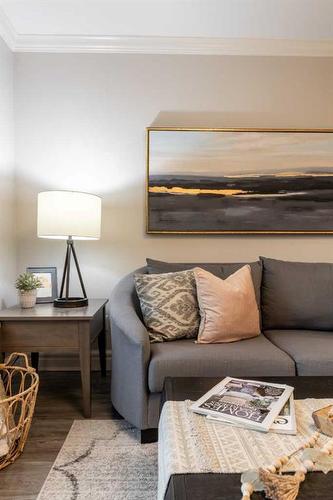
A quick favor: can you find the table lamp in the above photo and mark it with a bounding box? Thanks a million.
[37,190,102,308]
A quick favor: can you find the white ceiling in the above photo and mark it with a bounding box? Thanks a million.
[2,0,333,39]
[1,0,333,55]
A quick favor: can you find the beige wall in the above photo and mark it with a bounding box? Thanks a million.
[0,38,16,307]
[13,54,333,305]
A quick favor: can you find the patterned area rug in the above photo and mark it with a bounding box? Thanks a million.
[37,420,158,500]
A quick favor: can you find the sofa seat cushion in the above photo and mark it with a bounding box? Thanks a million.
[148,335,295,393]
[264,330,333,376]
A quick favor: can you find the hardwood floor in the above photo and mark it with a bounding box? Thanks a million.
[0,371,115,500]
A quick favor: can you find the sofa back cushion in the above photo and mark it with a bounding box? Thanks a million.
[146,258,262,306]
[146,258,223,277]
[260,256,333,330]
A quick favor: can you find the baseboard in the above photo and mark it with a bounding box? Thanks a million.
[37,349,112,371]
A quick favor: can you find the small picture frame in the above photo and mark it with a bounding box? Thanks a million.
[26,267,58,303]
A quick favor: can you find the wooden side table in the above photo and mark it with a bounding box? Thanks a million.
[0,298,108,418]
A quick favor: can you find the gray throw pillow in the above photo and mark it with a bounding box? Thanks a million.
[260,256,333,330]
[134,270,199,343]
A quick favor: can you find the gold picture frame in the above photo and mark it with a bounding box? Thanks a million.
[146,127,333,234]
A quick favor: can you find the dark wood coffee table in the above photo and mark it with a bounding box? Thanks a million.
[162,376,333,500]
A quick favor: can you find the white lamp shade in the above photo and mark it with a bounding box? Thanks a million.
[38,191,101,240]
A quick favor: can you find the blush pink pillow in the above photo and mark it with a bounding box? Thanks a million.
[194,265,260,343]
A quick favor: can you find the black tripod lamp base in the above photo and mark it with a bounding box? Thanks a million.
[54,297,89,308]
[55,237,89,309]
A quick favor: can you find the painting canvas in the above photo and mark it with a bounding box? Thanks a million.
[147,128,333,233]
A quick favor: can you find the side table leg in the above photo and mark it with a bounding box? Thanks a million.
[98,306,107,377]
[78,322,91,418]
[31,352,39,371]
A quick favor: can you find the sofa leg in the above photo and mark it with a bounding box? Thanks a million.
[111,404,123,420]
[140,428,158,444]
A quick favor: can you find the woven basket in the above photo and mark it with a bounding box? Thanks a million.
[0,353,39,470]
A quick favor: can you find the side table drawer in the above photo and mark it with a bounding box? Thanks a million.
[0,321,79,349]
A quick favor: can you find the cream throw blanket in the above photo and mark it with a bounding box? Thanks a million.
[158,399,333,500]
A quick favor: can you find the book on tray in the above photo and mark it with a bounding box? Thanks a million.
[190,377,295,433]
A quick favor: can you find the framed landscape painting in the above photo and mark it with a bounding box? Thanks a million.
[146,127,333,234]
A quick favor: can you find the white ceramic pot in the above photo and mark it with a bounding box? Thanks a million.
[19,289,37,308]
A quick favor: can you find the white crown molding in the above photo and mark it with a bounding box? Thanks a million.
[1,3,333,56]
[11,34,333,56]
[0,8,16,50]
[1,11,333,58]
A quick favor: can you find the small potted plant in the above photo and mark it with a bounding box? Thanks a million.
[15,272,43,308]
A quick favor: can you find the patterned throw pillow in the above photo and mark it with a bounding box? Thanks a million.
[134,270,199,343]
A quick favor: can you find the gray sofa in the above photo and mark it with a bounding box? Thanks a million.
[110,257,333,442]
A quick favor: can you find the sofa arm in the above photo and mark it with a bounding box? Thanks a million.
[110,269,151,429]
[110,268,150,352]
